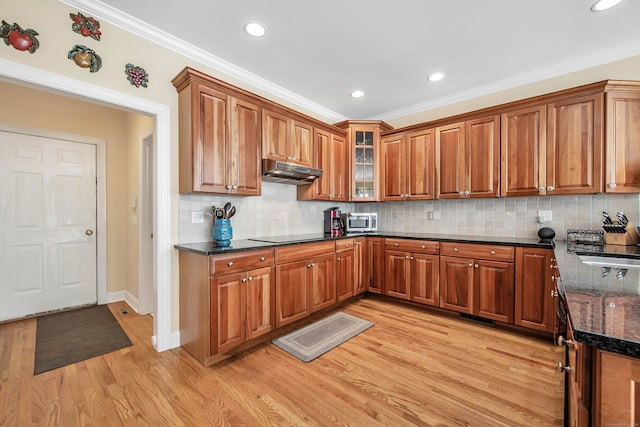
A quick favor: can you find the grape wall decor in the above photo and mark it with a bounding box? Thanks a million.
[125,63,149,88]
[0,20,40,53]
[68,44,102,72]
[70,12,101,41]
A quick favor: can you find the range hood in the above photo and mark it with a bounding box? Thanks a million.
[261,159,322,185]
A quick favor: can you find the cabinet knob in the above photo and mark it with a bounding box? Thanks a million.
[232,185,238,190]
[406,256,411,259]
[337,257,341,261]
[490,251,496,255]
[474,264,479,268]
[242,278,247,283]
[260,257,266,261]
[557,335,574,347]
[468,263,473,267]
[458,191,464,196]
[287,156,293,161]
[454,248,459,252]
[227,261,234,267]
[557,362,573,373]
[551,276,557,282]
[550,289,559,297]
[547,185,555,192]
[226,185,232,190]
[608,183,617,189]
[394,243,399,247]
[464,191,470,196]
[345,244,349,247]
[307,263,314,268]
[248,277,253,281]
[539,187,545,193]
[550,265,558,269]
[421,245,426,249]
[410,257,414,260]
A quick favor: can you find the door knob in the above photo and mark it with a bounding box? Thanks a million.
[85,229,94,236]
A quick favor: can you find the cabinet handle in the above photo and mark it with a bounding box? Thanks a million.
[307,263,314,268]
[227,261,234,267]
[410,256,414,260]
[547,185,555,192]
[345,244,349,248]
[474,264,479,268]
[490,251,496,255]
[260,257,266,261]
[468,263,473,267]
[248,277,253,281]
[551,276,557,282]
[464,191,470,196]
[608,183,617,189]
[337,257,341,261]
[242,278,247,283]
[550,289,559,297]
[557,335,574,347]
[557,362,573,372]
[394,243,399,247]
[226,185,232,190]
[421,245,426,249]
[551,258,556,262]
[458,191,464,196]
[539,187,545,193]
[550,265,557,269]
[406,255,410,259]
[232,185,238,190]
[287,156,292,161]
[454,248,459,252]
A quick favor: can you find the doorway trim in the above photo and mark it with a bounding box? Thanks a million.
[0,58,174,351]
[138,130,155,316]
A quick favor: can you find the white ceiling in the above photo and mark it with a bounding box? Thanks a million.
[77,0,640,121]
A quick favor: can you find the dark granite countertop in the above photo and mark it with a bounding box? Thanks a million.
[553,240,640,357]
[174,232,548,256]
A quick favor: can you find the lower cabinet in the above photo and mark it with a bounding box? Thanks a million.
[514,247,557,332]
[353,237,367,296]
[336,239,356,302]
[595,349,640,425]
[564,322,592,427]
[367,237,385,294]
[439,243,515,323]
[384,239,439,305]
[275,241,336,327]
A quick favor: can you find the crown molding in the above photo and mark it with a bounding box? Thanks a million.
[370,40,640,121]
[58,0,348,123]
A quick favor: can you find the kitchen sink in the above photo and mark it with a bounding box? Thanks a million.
[578,255,640,269]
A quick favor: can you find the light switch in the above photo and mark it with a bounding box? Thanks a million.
[130,197,137,209]
[537,210,552,223]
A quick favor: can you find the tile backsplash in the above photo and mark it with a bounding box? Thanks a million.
[179,184,640,243]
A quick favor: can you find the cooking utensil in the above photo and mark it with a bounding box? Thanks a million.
[601,211,613,224]
[215,208,224,219]
[226,206,236,219]
[223,202,232,217]
[617,212,628,227]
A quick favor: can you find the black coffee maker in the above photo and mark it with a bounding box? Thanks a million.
[324,207,344,237]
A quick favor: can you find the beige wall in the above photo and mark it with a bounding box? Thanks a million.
[0,80,153,296]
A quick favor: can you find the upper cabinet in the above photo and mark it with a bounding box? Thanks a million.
[436,115,500,199]
[335,121,393,202]
[172,68,261,195]
[262,108,313,167]
[381,128,435,201]
[605,82,640,193]
[297,126,348,201]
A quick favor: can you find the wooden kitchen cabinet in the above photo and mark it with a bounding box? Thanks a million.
[179,248,274,366]
[594,349,640,426]
[605,83,640,193]
[384,239,439,305]
[353,237,367,295]
[381,128,435,201]
[546,92,603,195]
[336,239,355,302]
[514,247,556,332]
[263,108,313,167]
[275,241,336,327]
[440,243,515,322]
[563,322,592,427]
[172,68,261,195]
[366,237,385,294]
[297,127,348,201]
[335,120,393,202]
[436,115,500,199]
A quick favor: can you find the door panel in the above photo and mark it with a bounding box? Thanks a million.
[0,131,97,321]
[439,256,473,313]
[436,123,465,198]
[411,254,439,306]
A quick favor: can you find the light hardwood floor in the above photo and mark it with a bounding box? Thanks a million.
[0,296,565,426]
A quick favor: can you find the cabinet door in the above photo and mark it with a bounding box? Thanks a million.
[275,260,309,327]
[500,105,547,197]
[331,133,348,201]
[229,97,261,195]
[474,260,514,323]
[436,122,465,198]
[381,135,406,201]
[566,323,591,427]
[310,128,333,200]
[515,247,555,332]
[407,129,435,200]
[466,115,500,198]
[291,120,313,167]
[547,93,603,195]
[410,253,439,306]
[367,237,384,294]
[262,109,289,162]
[246,267,273,340]
[192,84,229,193]
[596,350,640,426]
[351,127,378,201]
[439,256,473,314]
[353,238,367,295]
[605,90,640,193]
[336,250,355,302]
[211,273,246,354]
[309,254,336,313]
[384,250,410,299]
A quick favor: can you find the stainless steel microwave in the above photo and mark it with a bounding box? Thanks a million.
[343,212,377,233]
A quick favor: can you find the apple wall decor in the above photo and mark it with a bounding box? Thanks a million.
[125,63,149,88]
[68,44,102,72]
[0,20,40,53]
[70,12,101,41]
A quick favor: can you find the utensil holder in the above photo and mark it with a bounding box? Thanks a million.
[213,219,233,247]
[604,221,640,246]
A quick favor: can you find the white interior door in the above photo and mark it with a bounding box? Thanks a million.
[139,133,155,315]
[0,130,97,321]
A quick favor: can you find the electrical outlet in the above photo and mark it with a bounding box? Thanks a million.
[427,211,434,220]
[191,211,204,224]
[537,210,552,223]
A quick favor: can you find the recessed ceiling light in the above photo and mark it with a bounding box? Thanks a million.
[591,0,624,11]
[427,72,445,82]
[245,22,266,37]
[350,90,365,98]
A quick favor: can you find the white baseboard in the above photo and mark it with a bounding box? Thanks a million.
[107,291,140,314]
[107,291,125,303]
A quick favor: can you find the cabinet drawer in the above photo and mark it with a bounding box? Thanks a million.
[336,239,355,252]
[385,238,439,254]
[440,242,514,262]
[276,241,335,264]
[210,249,275,277]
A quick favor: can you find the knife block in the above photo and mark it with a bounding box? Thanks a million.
[604,222,640,246]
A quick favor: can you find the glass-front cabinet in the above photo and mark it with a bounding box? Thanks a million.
[335,120,392,202]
